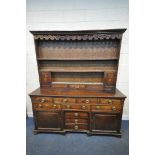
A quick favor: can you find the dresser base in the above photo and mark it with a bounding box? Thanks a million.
[30,88,126,138]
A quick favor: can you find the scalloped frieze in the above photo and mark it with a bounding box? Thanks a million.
[34,34,122,40]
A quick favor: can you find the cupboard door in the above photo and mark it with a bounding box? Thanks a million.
[91,113,120,132]
[35,110,62,130]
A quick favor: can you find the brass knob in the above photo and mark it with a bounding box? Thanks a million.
[74,125,78,130]
[53,104,57,108]
[74,113,78,117]
[38,104,42,108]
[112,106,116,111]
[40,98,45,103]
[66,105,70,109]
[96,105,100,109]
[75,119,78,123]
[82,105,86,110]
[108,100,112,104]
[86,99,89,103]
[63,99,67,102]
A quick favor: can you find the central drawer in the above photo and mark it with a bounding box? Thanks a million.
[65,118,88,124]
[65,124,88,130]
[65,112,89,119]
[63,104,90,111]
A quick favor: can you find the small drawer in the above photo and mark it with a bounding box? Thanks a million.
[76,98,97,104]
[31,97,52,103]
[63,104,90,110]
[65,118,88,124]
[65,124,88,130]
[91,105,122,112]
[65,112,89,119]
[51,84,68,88]
[53,98,76,103]
[99,98,121,105]
[86,84,104,90]
[33,103,61,110]
[68,84,86,89]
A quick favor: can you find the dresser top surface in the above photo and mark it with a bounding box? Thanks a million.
[29,87,126,98]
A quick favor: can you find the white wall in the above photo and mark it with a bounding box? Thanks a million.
[26,0,129,119]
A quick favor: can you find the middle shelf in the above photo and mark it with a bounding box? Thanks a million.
[38,60,118,72]
[39,67,116,72]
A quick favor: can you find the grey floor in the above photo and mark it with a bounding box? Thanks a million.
[26,118,129,155]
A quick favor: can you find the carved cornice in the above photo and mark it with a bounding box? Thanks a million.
[33,34,122,41]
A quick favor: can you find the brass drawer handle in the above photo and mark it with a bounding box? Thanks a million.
[40,98,45,103]
[53,104,57,108]
[38,104,42,108]
[75,119,78,123]
[74,125,78,130]
[108,100,112,104]
[63,99,67,102]
[66,105,70,109]
[112,106,116,111]
[86,99,89,103]
[96,105,100,109]
[74,113,78,117]
[81,105,86,110]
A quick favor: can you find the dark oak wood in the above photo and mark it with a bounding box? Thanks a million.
[34,110,62,130]
[29,87,126,98]
[30,88,126,136]
[29,29,127,137]
[91,113,119,131]
[30,29,126,92]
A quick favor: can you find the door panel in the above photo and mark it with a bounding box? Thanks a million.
[91,113,119,131]
[35,110,62,130]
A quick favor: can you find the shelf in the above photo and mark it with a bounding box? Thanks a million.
[39,67,116,72]
[37,58,119,61]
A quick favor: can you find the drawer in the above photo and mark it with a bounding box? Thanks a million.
[33,103,61,110]
[51,84,68,88]
[65,118,88,124]
[86,84,104,90]
[65,112,89,119]
[68,84,86,89]
[91,105,122,112]
[76,98,97,104]
[63,104,90,110]
[99,98,121,104]
[65,124,88,130]
[53,98,76,103]
[31,96,52,103]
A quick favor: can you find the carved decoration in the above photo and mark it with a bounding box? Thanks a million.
[34,34,122,40]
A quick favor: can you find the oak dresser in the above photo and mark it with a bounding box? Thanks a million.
[29,29,127,137]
